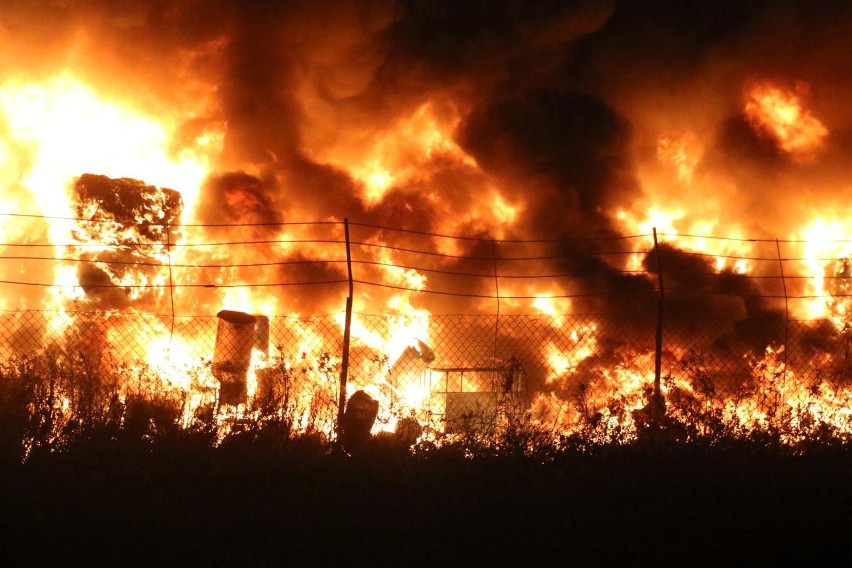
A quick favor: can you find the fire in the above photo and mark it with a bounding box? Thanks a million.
[657,132,700,184]
[531,294,560,317]
[364,168,393,198]
[633,206,684,242]
[490,192,520,225]
[617,204,756,276]
[219,287,277,317]
[744,81,827,159]
[798,218,852,324]
[0,72,221,315]
[340,304,430,368]
[0,73,219,220]
[375,245,427,292]
[311,101,477,205]
[545,342,572,383]
[1,15,851,458]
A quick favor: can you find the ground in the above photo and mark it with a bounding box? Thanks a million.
[1,440,850,564]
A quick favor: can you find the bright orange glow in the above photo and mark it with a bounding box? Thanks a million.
[0,73,219,219]
[657,132,699,184]
[315,102,477,205]
[364,168,393,200]
[0,72,222,314]
[797,218,852,325]
[531,293,573,325]
[490,191,520,225]
[744,81,827,158]
[2,58,851,451]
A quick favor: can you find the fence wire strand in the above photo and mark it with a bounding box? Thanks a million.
[3,218,852,455]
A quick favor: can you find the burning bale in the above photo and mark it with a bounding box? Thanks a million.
[73,173,182,237]
[213,310,257,406]
[70,173,183,310]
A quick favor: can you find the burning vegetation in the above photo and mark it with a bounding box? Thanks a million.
[2,1,852,462]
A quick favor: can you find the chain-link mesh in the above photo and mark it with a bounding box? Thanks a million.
[0,310,343,462]
[3,307,852,460]
[342,311,852,446]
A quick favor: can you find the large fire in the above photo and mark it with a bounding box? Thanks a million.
[2,3,852,455]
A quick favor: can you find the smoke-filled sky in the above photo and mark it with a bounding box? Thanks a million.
[2,0,852,320]
[3,0,850,232]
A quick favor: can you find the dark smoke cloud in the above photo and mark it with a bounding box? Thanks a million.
[458,89,639,239]
[644,243,762,335]
[277,155,367,220]
[562,0,852,232]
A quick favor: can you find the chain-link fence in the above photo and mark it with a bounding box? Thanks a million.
[3,214,852,455]
[3,306,852,461]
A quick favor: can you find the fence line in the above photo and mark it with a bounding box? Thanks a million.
[2,215,852,454]
[2,217,850,301]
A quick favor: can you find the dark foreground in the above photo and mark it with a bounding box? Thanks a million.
[1,438,850,565]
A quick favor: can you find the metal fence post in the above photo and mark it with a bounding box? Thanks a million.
[776,239,789,411]
[166,223,175,356]
[653,228,664,407]
[492,238,500,364]
[337,218,354,451]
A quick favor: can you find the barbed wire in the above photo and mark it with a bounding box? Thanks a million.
[0,307,347,319]
[2,215,852,310]
[0,250,847,281]
[0,239,347,248]
[350,279,622,299]
[660,231,852,244]
[0,279,350,289]
[349,239,649,260]
[349,220,650,243]
[7,211,852,245]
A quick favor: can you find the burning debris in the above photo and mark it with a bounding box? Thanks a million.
[389,339,435,397]
[73,173,182,240]
[434,359,528,436]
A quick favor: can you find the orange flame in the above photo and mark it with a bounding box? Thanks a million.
[744,81,827,158]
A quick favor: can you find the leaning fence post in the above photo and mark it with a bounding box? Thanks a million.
[491,238,500,364]
[652,228,664,408]
[775,239,789,413]
[166,223,175,357]
[337,218,354,452]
